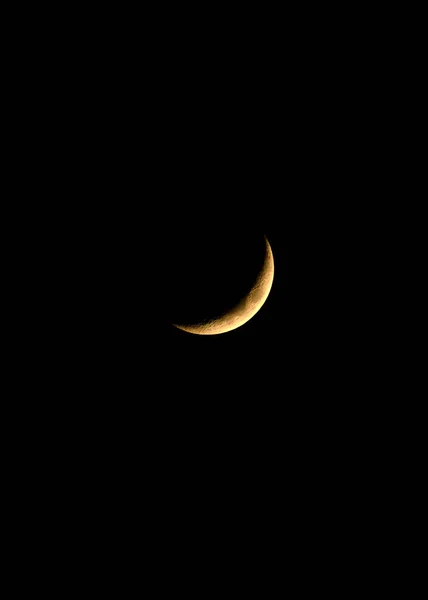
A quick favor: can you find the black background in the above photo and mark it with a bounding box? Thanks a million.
[41,37,367,457]
[7,11,415,570]
[62,194,351,441]
[20,13,393,520]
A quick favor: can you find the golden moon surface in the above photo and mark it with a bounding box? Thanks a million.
[174,236,274,335]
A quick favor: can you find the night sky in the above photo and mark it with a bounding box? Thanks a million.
[82,198,358,489]
[70,190,345,424]
[47,20,376,499]
[17,11,402,564]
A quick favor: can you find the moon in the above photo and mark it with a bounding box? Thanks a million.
[173,236,274,335]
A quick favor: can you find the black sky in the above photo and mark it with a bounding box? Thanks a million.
[65,111,354,442]
[10,9,410,564]
[44,17,381,484]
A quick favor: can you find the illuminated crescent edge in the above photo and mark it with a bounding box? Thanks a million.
[173,236,274,335]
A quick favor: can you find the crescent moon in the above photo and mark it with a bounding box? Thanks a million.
[174,236,274,335]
